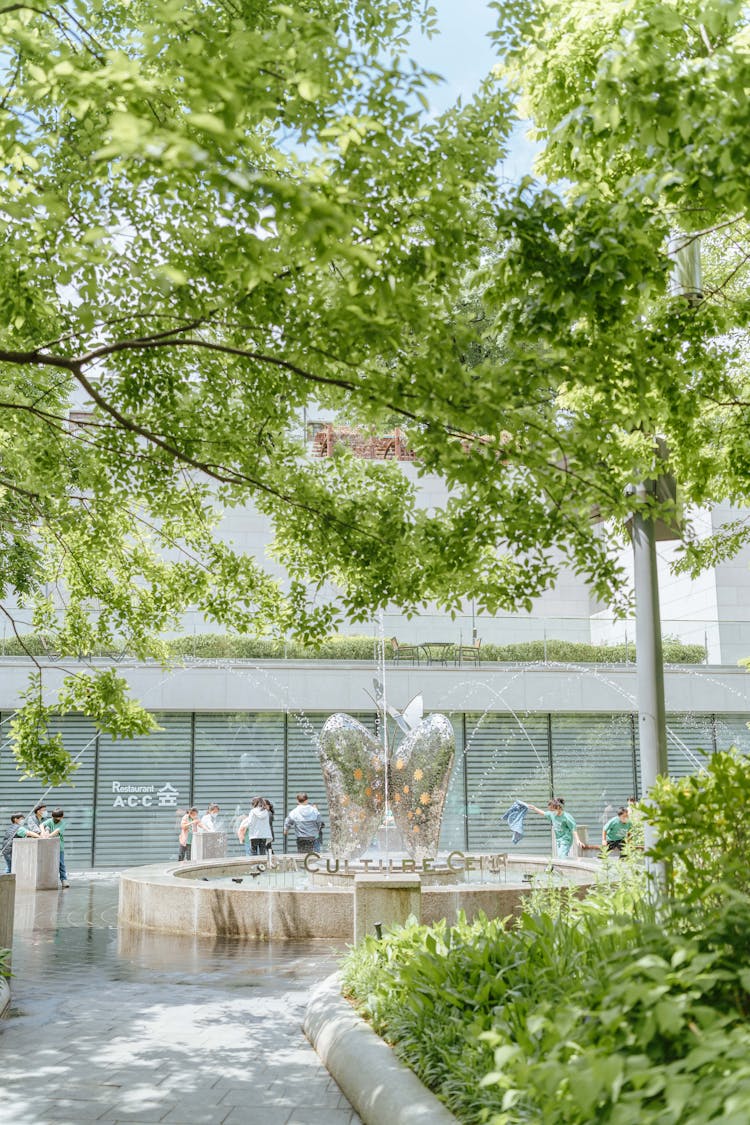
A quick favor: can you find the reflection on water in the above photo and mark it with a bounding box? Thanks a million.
[10,877,348,1004]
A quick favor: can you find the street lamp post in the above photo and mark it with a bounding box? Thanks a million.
[631,484,669,855]
[630,229,700,862]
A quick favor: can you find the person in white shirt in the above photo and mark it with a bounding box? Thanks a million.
[238,797,273,856]
[200,803,221,831]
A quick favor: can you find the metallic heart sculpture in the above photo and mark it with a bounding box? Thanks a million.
[389,713,455,861]
[318,714,386,859]
[319,711,455,861]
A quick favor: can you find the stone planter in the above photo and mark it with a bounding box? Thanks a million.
[11,837,60,890]
[304,972,458,1125]
[0,872,15,1019]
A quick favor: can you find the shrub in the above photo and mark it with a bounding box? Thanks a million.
[480,637,704,664]
[647,748,750,913]
[0,632,706,663]
[481,902,750,1124]
[343,894,750,1124]
[343,906,646,1123]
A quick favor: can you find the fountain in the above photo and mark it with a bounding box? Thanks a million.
[118,697,597,939]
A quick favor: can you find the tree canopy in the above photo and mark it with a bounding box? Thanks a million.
[3,0,750,781]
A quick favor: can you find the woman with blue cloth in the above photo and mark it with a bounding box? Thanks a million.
[527,798,582,858]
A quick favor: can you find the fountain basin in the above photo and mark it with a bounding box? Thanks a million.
[118,854,598,940]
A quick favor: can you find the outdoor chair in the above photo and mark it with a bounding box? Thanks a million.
[454,637,482,666]
[390,637,422,664]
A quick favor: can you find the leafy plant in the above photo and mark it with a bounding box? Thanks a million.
[647,748,750,913]
[0,632,706,664]
[344,894,750,1123]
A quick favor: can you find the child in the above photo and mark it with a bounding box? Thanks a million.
[527,799,582,858]
[602,806,631,855]
[241,797,273,856]
[25,801,49,835]
[200,803,221,831]
[2,813,39,873]
[43,808,70,887]
[178,807,202,861]
[262,798,275,855]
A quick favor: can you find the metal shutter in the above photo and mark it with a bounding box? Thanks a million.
[551,714,637,840]
[0,713,97,870]
[465,712,551,854]
[94,713,192,866]
[664,714,714,779]
[193,712,284,856]
[713,714,750,756]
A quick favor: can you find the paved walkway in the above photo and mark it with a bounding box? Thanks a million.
[2,876,361,1125]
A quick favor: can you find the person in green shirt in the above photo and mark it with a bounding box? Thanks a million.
[43,808,70,887]
[2,814,41,872]
[527,799,582,858]
[602,807,631,855]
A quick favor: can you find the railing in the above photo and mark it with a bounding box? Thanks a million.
[310,424,417,461]
[3,611,749,666]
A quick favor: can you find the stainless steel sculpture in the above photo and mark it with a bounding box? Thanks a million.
[318,714,386,860]
[319,709,455,861]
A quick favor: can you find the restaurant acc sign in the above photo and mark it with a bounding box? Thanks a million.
[111,781,180,809]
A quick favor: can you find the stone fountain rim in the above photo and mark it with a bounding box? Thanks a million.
[120,853,599,890]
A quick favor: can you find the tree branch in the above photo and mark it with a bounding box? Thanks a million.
[0,603,42,669]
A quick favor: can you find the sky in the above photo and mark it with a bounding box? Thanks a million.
[407,0,538,182]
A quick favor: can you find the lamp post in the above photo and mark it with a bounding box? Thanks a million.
[630,231,700,859]
[631,481,669,853]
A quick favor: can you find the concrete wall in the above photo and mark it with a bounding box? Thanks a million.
[2,658,749,715]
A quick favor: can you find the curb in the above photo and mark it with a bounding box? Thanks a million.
[303,972,458,1125]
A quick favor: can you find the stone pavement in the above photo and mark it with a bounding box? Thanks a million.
[1,876,361,1125]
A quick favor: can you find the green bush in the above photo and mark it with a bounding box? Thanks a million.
[480,637,704,664]
[647,748,750,914]
[0,631,706,663]
[343,843,750,1125]
[480,902,750,1124]
[0,947,10,979]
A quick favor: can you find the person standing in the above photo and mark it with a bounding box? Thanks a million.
[527,799,582,858]
[262,798,275,855]
[283,793,322,854]
[200,803,221,831]
[178,807,201,861]
[25,802,49,835]
[2,813,38,873]
[602,807,632,856]
[43,808,70,887]
[310,803,325,852]
[242,797,273,856]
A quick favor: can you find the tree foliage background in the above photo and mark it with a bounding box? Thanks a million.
[3,0,750,780]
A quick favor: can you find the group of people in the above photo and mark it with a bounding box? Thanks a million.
[525,797,633,858]
[234,793,325,856]
[177,802,224,860]
[176,792,325,860]
[1,801,69,886]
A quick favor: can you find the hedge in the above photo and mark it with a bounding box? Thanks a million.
[0,632,706,664]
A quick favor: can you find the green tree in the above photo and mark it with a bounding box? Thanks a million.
[495,0,750,573]
[1,0,521,780]
[4,0,750,782]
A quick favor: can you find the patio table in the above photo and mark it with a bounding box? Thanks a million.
[420,641,454,666]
